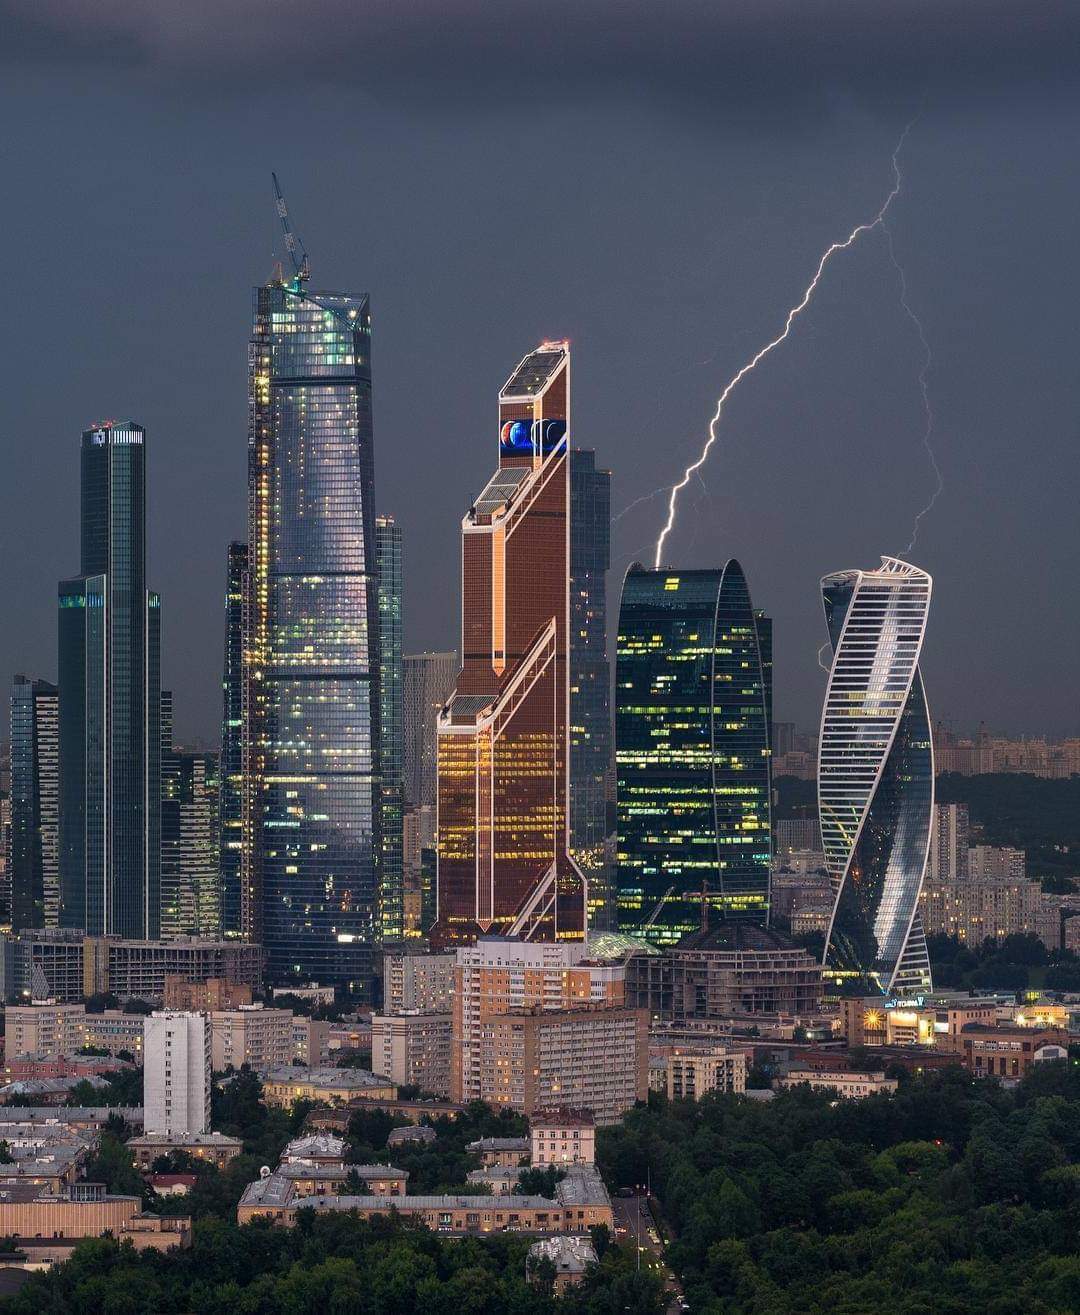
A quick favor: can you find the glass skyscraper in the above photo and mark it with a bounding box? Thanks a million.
[58,421,161,939]
[376,514,404,944]
[9,675,59,930]
[162,748,221,939]
[615,561,772,945]
[242,274,379,990]
[403,651,457,810]
[818,556,934,995]
[434,343,584,945]
[569,449,613,929]
[218,541,247,939]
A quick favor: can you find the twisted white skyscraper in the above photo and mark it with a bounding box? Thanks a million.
[818,557,934,995]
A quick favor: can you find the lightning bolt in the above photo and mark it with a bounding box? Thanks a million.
[884,221,944,555]
[653,120,917,570]
[613,486,669,524]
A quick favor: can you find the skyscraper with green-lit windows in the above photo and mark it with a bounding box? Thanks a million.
[615,561,771,945]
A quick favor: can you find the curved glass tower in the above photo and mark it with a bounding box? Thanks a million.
[615,562,772,945]
[818,556,933,995]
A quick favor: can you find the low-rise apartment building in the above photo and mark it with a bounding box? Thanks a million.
[259,1066,395,1109]
[127,1130,243,1171]
[530,1109,595,1166]
[238,1163,612,1234]
[774,1070,898,1098]
[0,1182,191,1257]
[954,1024,1068,1080]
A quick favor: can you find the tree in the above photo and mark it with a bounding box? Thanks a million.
[517,1165,565,1198]
[82,1132,147,1200]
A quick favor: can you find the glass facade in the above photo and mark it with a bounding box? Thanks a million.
[615,562,772,946]
[58,422,161,939]
[243,279,379,990]
[161,749,221,938]
[218,541,247,938]
[818,556,934,995]
[403,652,457,810]
[434,343,585,945]
[569,449,613,930]
[376,515,404,943]
[9,676,59,930]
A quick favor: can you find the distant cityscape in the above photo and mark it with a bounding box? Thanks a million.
[0,210,1078,1304]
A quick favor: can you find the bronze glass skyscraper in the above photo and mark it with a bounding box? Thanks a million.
[433,343,584,945]
[242,273,379,989]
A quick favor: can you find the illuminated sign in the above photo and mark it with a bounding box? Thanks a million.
[499,418,566,456]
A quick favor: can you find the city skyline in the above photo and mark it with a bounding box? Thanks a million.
[4,14,1080,746]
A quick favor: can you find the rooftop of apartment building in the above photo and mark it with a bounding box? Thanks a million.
[529,1108,596,1128]
[259,1067,388,1089]
[281,1133,347,1161]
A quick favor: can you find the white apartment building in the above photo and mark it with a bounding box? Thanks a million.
[144,1011,211,1136]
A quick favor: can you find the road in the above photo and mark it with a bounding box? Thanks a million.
[611,1193,686,1312]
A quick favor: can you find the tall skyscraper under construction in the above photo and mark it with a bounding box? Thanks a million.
[241,268,380,989]
[58,421,161,939]
[433,343,585,945]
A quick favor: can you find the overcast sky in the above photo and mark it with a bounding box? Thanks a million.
[2,1,1079,743]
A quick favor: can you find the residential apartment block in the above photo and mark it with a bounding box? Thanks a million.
[371,1012,452,1098]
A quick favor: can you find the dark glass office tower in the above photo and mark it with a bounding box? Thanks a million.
[58,421,161,938]
[569,449,613,929]
[162,747,221,938]
[9,676,60,930]
[218,542,248,938]
[376,514,404,944]
[243,274,379,990]
[403,651,457,809]
[615,562,771,946]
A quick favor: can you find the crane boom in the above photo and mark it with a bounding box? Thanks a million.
[271,171,309,281]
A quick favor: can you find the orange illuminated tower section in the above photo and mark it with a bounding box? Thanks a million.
[433,343,585,945]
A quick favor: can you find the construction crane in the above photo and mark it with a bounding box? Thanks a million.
[642,885,676,932]
[642,882,716,934]
[271,171,309,283]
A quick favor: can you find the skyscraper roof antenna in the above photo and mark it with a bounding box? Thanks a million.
[272,171,309,282]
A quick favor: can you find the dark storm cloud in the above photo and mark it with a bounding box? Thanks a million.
[5,0,1079,113]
